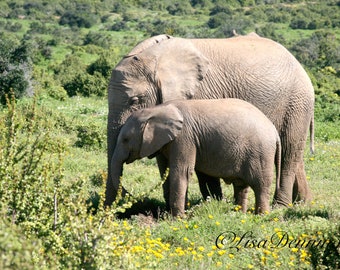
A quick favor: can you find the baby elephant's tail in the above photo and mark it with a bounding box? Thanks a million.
[275,133,281,195]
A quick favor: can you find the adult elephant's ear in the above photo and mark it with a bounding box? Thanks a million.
[155,38,209,102]
[140,104,183,158]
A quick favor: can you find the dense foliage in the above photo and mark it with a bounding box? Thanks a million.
[0,1,339,269]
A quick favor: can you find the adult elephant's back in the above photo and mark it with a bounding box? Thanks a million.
[191,33,314,128]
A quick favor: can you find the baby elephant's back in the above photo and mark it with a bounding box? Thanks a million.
[180,98,278,148]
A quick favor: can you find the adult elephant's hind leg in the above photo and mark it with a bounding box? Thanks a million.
[196,170,223,200]
[274,134,312,206]
[293,159,312,203]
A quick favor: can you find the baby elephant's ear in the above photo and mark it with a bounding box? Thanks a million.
[140,104,183,158]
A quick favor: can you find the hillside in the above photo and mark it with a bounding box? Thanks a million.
[1,0,339,125]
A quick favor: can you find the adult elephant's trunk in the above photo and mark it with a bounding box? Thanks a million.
[104,107,130,206]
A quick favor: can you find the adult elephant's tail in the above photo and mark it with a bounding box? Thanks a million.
[309,115,315,154]
[275,133,282,196]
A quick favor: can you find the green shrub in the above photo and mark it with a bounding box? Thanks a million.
[63,72,107,97]
[166,2,194,15]
[87,54,114,78]
[309,225,340,268]
[47,85,68,101]
[0,94,65,225]
[0,219,52,270]
[83,31,114,49]
[4,21,23,32]
[0,35,33,104]
[75,122,105,149]
[59,11,98,28]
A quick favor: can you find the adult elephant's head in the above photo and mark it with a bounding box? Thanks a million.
[105,35,209,206]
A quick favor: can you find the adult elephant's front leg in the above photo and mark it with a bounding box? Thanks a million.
[156,154,171,210]
[196,171,223,200]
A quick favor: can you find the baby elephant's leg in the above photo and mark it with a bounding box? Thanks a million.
[232,183,249,213]
[252,184,271,214]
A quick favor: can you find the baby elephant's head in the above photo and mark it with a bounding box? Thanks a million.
[115,104,184,164]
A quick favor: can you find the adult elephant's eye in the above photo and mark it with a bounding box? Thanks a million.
[129,96,139,105]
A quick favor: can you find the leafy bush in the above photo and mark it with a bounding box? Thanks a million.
[166,2,194,15]
[0,94,65,225]
[140,18,188,36]
[87,54,113,78]
[309,225,340,268]
[75,122,105,149]
[0,219,50,270]
[4,21,23,32]
[291,30,340,69]
[212,15,254,37]
[0,35,33,104]
[63,72,107,97]
[83,31,114,49]
[59,11,98,28]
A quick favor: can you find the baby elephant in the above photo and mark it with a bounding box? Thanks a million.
[109,99,281,216]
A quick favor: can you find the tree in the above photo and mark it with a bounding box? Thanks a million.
[0,34,32,104]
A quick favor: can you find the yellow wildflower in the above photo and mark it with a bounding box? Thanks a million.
[263,249,271,255]
[216,243,224,249]
[207,251,214,257]
[218,250,226,256]
[153,251,164,259]
[234,205,241,211]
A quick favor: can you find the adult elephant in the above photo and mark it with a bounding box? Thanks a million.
[105,33,314,208]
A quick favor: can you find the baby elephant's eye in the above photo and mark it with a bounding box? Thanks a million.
[122,137,129,144]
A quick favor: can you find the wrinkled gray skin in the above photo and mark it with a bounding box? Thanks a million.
[105,33,314,208]
[110,99,281,216]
